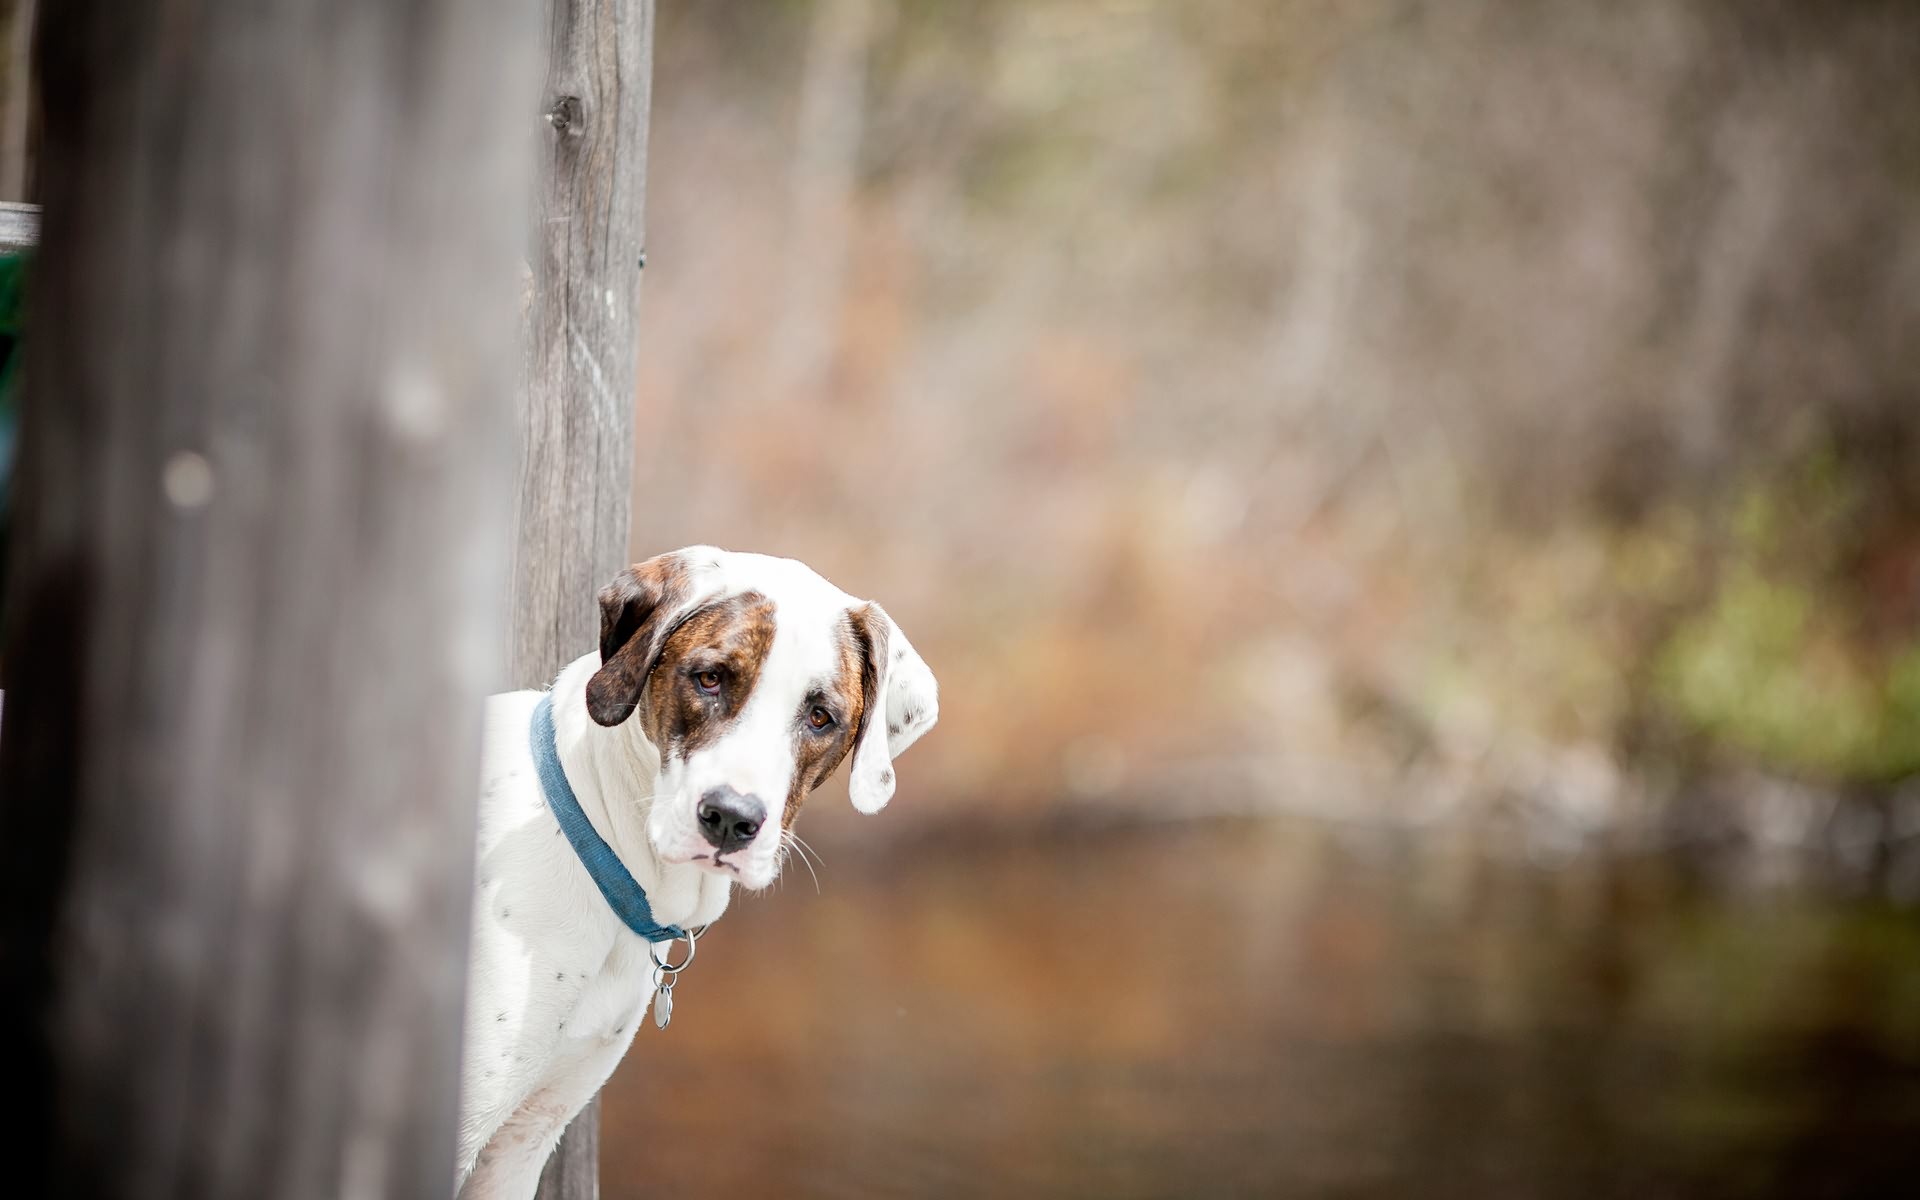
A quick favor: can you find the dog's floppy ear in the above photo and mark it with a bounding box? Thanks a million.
[846,603,939,814]
[585,552,706,727]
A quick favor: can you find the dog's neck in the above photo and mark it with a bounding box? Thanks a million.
[548,652,733,932]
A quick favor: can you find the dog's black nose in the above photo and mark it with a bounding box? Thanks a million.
[696,787,766,853]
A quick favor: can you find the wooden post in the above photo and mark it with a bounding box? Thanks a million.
[0,0,35,201]
[514,3,657,1198]
[0,2,538,1197]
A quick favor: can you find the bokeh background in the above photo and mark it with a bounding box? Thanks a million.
[605,2,1920,1196]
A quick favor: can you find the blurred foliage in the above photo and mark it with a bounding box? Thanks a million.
[1403,448,1920,798]
[636,0,1920,836]
[612,12,1920,1191]
[1656,457,1920,783]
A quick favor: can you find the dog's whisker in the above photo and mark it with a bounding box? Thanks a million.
[789,830,824,870]
[779,829,822,894]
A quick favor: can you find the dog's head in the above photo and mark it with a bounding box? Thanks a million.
[584,546,938,889]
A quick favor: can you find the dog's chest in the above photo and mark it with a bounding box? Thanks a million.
[472,696,661,1056]
[562,935,656,1044]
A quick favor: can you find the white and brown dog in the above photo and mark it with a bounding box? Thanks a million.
[454,547,938,1198]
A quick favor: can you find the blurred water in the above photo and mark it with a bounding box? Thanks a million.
[603,820,1920,1199]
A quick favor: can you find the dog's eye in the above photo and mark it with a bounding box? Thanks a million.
[694,669,723,694]
[808,706,834,730]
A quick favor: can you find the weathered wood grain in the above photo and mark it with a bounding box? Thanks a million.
[511,0,656,691]
[514,4,656,1198]
[0,2,538,1197]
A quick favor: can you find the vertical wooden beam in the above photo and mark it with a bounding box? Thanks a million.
[514,3,656,1198]
[0,0,35,201]
[0,1,538,1197]
[512,0,656,691]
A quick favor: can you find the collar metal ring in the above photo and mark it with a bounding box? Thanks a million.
[649,925,700,975]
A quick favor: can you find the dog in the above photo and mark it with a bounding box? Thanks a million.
[454,547,938,1198]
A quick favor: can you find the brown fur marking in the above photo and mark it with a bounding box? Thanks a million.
[639,591,779,760]
[781,610,876,828]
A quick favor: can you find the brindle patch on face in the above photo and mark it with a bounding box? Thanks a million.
[781,611,873,829]
[640,591,777,760]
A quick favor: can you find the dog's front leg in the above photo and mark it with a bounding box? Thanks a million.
[456,1031,637,1200]
[457,1106,567,1200]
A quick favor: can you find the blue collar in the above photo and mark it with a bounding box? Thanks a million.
[529,692,687,944]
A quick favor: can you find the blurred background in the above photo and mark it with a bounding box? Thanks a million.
[608,1,1920,1196]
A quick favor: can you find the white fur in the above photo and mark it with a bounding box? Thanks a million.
[454,549,936,1199]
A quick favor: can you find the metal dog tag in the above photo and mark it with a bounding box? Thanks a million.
[648,931,699,1032]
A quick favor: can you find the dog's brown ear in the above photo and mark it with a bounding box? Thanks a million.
[585,552,699,727]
